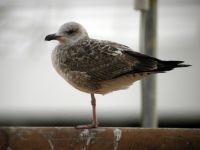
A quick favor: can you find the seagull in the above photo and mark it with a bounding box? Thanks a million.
[45,22,190,129]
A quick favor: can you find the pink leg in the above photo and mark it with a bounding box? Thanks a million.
[75,93,99,129]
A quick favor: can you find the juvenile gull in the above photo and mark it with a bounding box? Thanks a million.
[45,22,190,129]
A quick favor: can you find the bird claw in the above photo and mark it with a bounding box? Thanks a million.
[75,123,99,129]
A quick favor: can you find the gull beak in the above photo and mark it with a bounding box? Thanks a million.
[45,33,61,41]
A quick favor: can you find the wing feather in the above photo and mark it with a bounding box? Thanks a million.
[60,38,159,81]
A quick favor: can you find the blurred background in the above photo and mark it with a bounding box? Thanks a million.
[0,0,199,127]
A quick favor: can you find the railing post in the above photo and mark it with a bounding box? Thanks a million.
[134,0,158,128]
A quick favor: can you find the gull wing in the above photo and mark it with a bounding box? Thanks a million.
[60,39,160,81]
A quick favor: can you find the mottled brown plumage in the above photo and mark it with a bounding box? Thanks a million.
[45,22,190,128]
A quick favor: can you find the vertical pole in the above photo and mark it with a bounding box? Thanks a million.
[134,0,158,128]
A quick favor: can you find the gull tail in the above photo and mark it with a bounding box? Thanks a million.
[157,60,191,72]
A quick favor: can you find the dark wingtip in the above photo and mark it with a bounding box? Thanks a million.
[175,61,191,68]
[177,64,192,67]
[158,60,191,71]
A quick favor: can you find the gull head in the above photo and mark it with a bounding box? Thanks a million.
[45,22,89,45]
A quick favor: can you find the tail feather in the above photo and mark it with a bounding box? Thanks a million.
[157,60,191,72]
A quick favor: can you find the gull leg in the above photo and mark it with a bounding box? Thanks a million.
[75,93,99,129]
[91,93,98,127]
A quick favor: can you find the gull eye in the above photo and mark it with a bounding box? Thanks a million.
[65,29,74,35]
